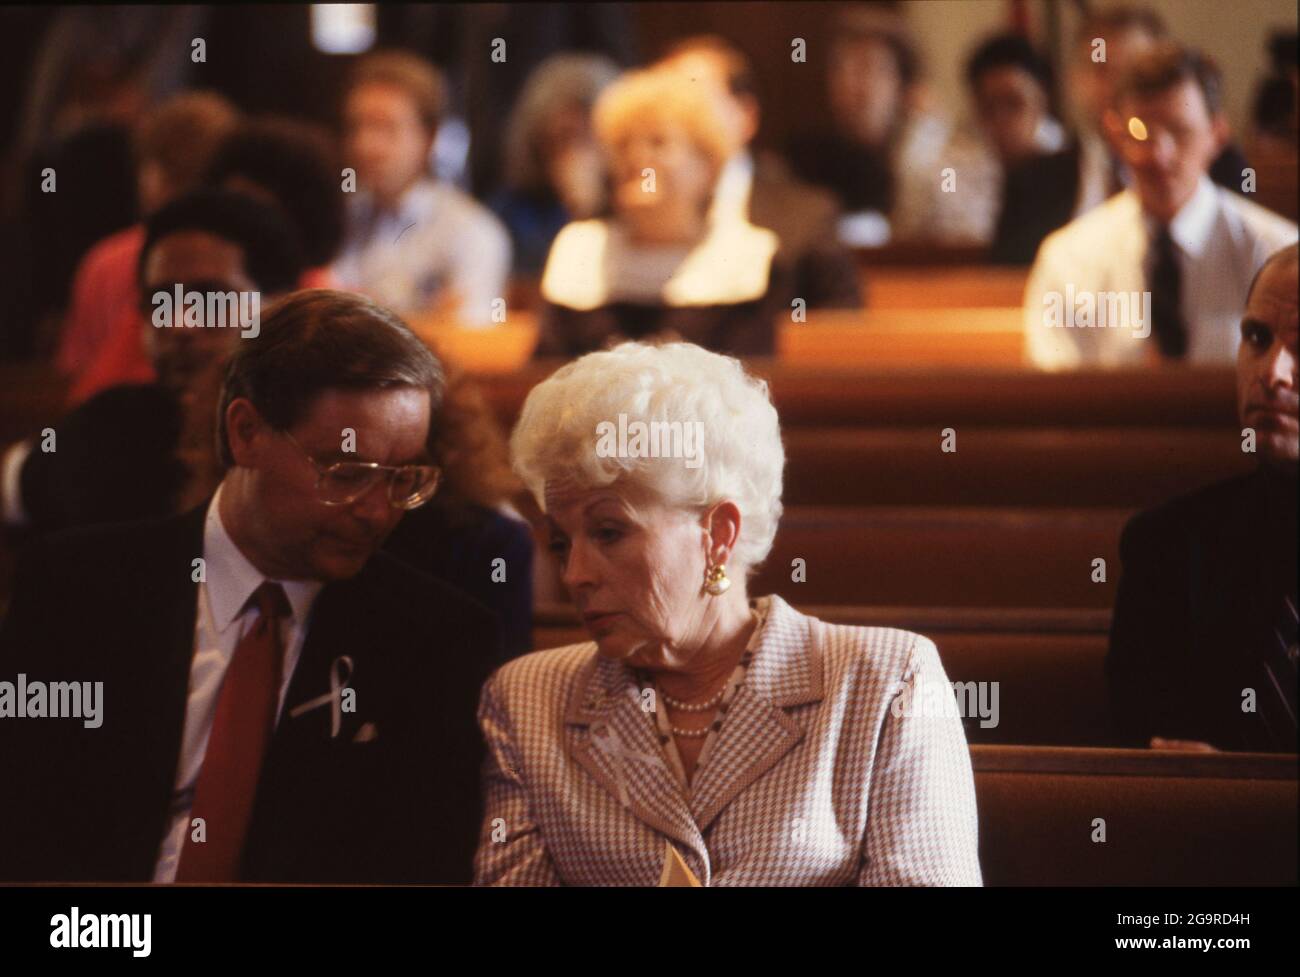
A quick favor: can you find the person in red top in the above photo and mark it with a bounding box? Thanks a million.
[65,114,348,405]
[58,92,240,392]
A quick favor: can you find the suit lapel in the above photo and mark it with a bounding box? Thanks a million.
[565,655,704,861]
[130,505,208,872]
[690,596,823,835]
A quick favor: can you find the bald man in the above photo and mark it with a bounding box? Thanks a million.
[1107,243,1299,752]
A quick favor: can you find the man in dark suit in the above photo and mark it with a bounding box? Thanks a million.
[2,189,535,663]
[0,289,500,882]
[1107,243,1298,752]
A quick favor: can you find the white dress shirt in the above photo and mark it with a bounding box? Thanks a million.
[152,484,323,882]
[332,176,512,325]
[540,217,778,310]
[707,151,755,226]
[1023,175,1298,369]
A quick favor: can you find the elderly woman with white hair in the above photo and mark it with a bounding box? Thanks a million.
[534,69,788,358]
[474,342,982,886]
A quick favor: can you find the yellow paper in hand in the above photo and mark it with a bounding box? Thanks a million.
[657,842,702,887]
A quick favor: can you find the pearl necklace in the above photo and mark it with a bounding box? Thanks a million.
[660,686,726,712]
[667,722,713,739]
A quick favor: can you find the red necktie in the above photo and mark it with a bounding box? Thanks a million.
[175,581,289,882]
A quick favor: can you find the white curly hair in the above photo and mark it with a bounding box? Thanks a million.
[510,342,785,573]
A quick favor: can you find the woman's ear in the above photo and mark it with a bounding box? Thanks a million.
[703,500,742,566]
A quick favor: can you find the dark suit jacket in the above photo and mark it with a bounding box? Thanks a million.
[12,382,534,661]
[747,152,863,310]
[0,504,500,882]
[1107,469,1298,752]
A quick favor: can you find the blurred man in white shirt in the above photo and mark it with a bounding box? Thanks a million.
[1024,43,1297,369]
[332,51,511,326]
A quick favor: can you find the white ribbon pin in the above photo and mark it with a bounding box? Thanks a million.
[288,655,354,738]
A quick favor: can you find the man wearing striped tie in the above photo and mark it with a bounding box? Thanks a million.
[1107,243,1298,752]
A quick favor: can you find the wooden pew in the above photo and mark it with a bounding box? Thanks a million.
[865,266,1029,309]
[781,426,1253,508]
[752,505,1129,607]
[504,263,1031,315]
[781,309,1024,367]
[475,363,1238,431]
[973,746,1298,885]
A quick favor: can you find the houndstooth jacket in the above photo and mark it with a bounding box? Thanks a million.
[473,594,983,886]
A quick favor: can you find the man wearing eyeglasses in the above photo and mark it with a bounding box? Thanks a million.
[1023,42,1296,369]
[0,289,500,884]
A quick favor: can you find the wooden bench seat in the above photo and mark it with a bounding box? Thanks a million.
[781,426,1252,507]
[973,746,1298,885]
[475,363,1237,430]
[752,506,1129,607]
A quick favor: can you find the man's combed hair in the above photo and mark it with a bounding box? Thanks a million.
[1117,42,1224,117]
[346,50,447,134]
[217,290,444,467]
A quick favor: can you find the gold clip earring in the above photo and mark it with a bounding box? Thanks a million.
[704,563,731,596]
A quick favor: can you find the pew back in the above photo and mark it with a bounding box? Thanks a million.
[973,746,1299,885]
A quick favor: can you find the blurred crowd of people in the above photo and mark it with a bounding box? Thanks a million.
[1,4,1295,373]
[0,2,1296,887]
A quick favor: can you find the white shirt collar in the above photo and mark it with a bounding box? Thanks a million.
[203,482,324,634]
[708,151,755,225]
[1168,175,1220,257]
[1145,174,1219,258]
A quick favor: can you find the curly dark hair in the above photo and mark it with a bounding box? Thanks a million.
[137,187,305,296]
[204,116,344,267]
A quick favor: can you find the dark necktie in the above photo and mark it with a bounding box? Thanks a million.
[1258,593,1299,749]
[175,581,289,882]
[1148,225,1188,358]
[1106,152,1125,197]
